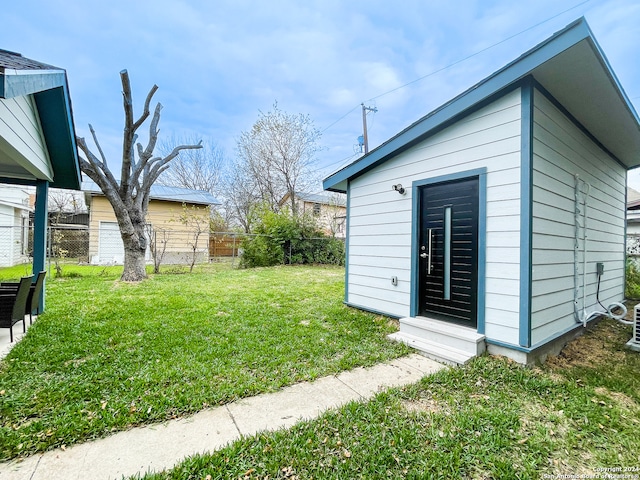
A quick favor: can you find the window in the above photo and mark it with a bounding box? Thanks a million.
[313,203,321,216]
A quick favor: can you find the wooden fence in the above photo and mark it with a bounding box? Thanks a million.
[209,234,241,258]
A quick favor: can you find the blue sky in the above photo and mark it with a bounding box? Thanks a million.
[2,0,640,192]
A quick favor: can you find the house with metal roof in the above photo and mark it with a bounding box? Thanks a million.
[0,49,81,309]
[279,191,347,238]
[323,18,640,365]
[83,180,220,265]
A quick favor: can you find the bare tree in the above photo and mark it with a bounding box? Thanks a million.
[145,224,170,274]
[235,103,321,217]
[174,204,210,272]
[323,192,347,238]
[76,70,202,281]
[48,189,85,224]
[159,135,225,195]
[223,163,261,233]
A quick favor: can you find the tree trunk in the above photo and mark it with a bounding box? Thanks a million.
[120,221,148,281]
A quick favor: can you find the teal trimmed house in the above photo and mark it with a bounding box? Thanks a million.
[323,19,640,364]
[0,49,81,309]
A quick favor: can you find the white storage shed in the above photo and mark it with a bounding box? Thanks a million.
[323,18,640,365]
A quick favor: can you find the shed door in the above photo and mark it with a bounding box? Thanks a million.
[418,177,478,326]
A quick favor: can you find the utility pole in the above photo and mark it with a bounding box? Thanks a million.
[361,103,378,154]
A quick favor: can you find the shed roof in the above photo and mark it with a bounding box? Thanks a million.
[82,179,220,206]
[0,49,80,190]
[0,198,31,212]
[323,18,640,193]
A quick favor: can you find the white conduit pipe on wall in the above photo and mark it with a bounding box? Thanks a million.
[573,174,629,326]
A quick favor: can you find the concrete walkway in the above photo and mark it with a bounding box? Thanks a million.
[0,318,31,361]
[0,354,444,480]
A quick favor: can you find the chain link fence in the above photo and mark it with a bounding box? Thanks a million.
[0,225,344,271]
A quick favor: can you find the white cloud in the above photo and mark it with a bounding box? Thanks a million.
[3,0,639,177]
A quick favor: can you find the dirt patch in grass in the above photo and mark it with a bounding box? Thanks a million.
[545,318,631,370]
[400,398,442,414]
[594,387,637,411]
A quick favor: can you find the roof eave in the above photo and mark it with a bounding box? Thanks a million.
[0,69,66,99]
[0,68,81,190]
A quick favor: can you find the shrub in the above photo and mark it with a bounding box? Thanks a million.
[626,257,640,300]
[240,209,344,268]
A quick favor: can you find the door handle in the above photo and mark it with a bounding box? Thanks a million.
[420,229,434,274]
[427,229,433,274]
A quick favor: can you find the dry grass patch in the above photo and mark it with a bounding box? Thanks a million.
[594,387,637,411]
[546,320,627,370]
[400,397,443,414]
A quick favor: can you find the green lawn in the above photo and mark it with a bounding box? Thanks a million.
[138,318,640,480]
[0,265,408,460]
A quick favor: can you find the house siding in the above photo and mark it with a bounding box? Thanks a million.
[530,89,626,345]
[347,88,522,344]
[0,95,52,180]
[0,203,15,267]
[88,196,210,264]
[0,204,28,267]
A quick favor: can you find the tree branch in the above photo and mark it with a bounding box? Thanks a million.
[141,103,163,162]
[76,135,119,190]
[133,82,159,132]
[88,124,108,168]
[77,136,127,217]
[120,70,158,200]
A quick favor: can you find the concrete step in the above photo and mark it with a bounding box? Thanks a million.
[388,332,475,365]
[398,316,486,356]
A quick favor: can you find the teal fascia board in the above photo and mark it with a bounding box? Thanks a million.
[323,18,594,193]
[33,84,81,190]
[519,79,534,348]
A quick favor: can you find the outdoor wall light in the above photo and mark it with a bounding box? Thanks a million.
[392,184,406,195]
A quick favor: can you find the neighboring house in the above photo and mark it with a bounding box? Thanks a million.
[83,180,220,265]
[323,18,640,365]
[627,187,640,236]
[0,49,81,310]
[0,185,31,266]
[626,187,640,256]
[280,192,347,238]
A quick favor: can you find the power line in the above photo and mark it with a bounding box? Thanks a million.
[320,0,594,134]
[321,104,360,133]
[367,0,594,102]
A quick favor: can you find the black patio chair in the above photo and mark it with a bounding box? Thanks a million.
[26,271,46,325]
[1,271,47,325]
[0,275,33,342]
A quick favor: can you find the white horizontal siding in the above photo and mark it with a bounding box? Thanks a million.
[530,89,625,346]
[0,95,52,180]
[347,88,522,343]
[0,206,27,267]
[0,204,14,267]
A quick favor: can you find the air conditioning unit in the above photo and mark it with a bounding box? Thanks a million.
[628,305,640,351]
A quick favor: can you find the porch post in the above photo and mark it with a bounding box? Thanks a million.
[33,179,49,311]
